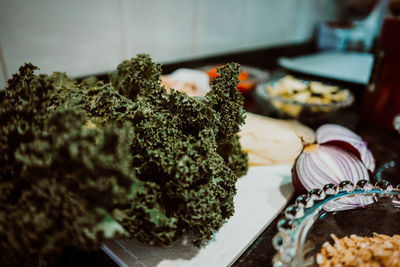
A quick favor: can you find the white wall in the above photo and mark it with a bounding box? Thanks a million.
[0,0,338,88]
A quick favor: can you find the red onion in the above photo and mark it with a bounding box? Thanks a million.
[316,124,375,172]
[292,144,370,194]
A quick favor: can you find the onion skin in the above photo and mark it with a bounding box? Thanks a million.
[316,124,375,172]
[319,140,361,160]
[292,144,370,194]
[292,158,307,194]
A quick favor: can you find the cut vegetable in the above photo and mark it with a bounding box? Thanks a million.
[292,144,370,193]
[316,124,375,172]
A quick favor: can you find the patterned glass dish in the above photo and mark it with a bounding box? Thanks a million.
[272,180,400,267]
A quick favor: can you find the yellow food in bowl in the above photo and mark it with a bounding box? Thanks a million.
[266,75,351,117]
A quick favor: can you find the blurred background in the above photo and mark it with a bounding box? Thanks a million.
[1,0,387,88]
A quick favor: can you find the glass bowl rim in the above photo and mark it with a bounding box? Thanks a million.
[272,179,400,267]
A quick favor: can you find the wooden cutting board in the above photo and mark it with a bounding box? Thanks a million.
[239,112,315,166]
[102,165,294,267]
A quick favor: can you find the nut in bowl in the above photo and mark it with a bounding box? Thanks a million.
[273,180,400,267]
[255,75,354,123]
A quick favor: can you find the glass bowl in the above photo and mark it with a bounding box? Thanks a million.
[255,80,354,124]
[272,180,400,267]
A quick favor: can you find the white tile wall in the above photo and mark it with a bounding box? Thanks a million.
[121,0,196,63]
[290,0,338,42]
[241,0,296,48]
[195,0,243,57]
[0,0,338,88]
[0,0,123,78]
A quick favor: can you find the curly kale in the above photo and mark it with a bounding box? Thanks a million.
[0,65,137,265]
[52,55,248,246]
[0,54,248,261]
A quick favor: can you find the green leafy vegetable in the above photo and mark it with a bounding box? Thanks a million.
[93,55,248,246]
[0,65,137,266]
[0,54,248,265]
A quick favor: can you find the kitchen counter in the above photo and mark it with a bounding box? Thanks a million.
[55,43,400,267]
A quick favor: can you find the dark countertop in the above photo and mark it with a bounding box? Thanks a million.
[56,42,400,267]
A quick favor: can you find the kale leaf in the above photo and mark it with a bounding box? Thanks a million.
[0,54,249,265]
[0,64,137,265]
[66,55,249,246]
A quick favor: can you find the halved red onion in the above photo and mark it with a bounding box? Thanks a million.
[316,124,375,172]
[292,144,370,194]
